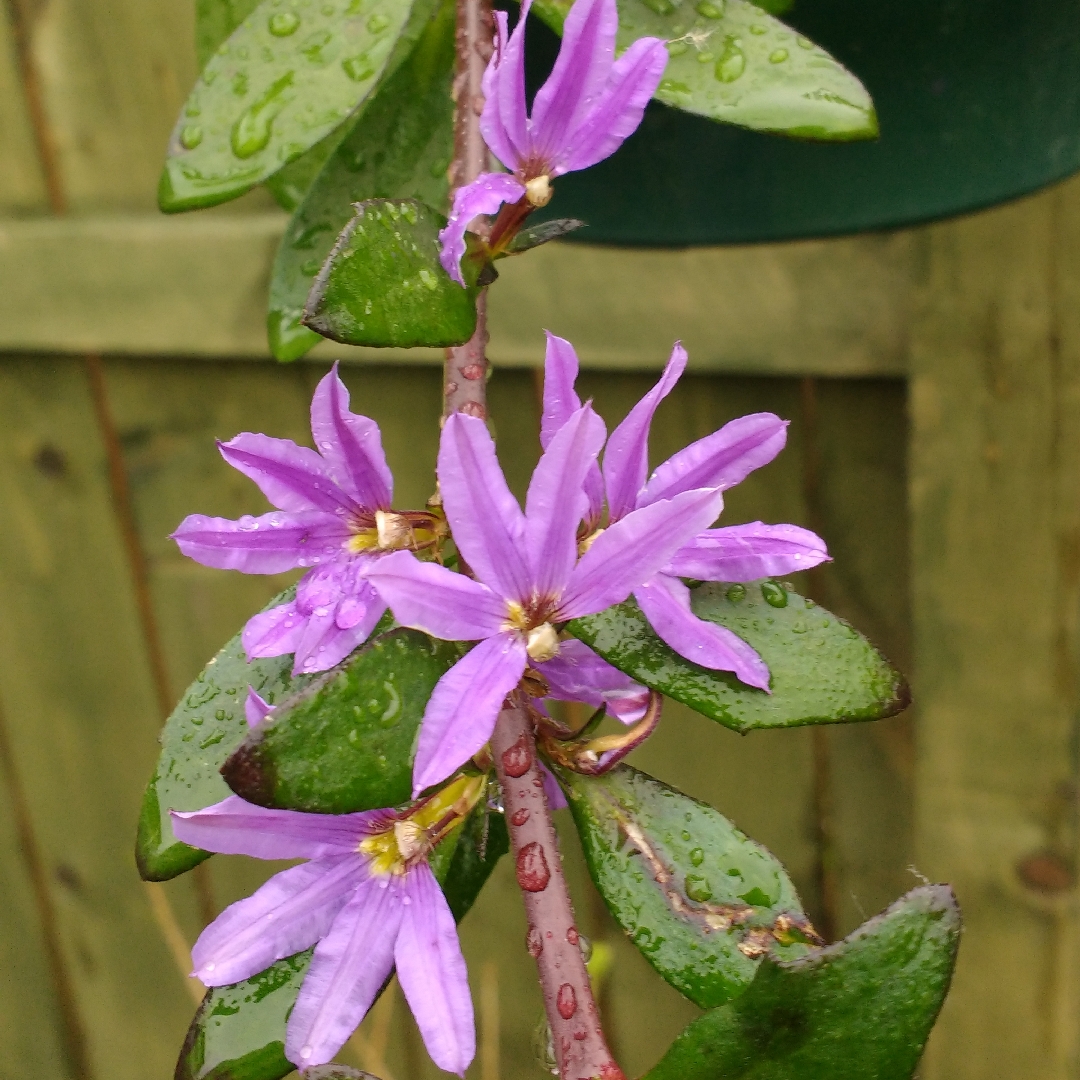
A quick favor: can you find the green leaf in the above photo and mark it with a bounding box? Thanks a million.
[160,0,436,212]
[642,885,960,1080]
[135,588,393,881]
[567,581,909,732]
[264,120,360,211]
[175,804,507,1080]
[302,198,480,349]
[222,628,460,813]
[177,949,310,1080]
[196,0,262,69]
[563,764,814,1009]
[531,0,876,141]
[269,0,454,361]
[137,587,309,881]
[503,218,586,254]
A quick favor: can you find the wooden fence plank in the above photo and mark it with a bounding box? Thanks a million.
[0,355,200,1080]
[0,699,77,1080]
[806,377,915,938]
[17,0,194,208]
[0,6,48,212]
[910,179,1080,1079]
[0,214,912,376]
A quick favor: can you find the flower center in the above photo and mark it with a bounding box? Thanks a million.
[525,174,553,207]
[503,600,561,660]
[345,509,445,555]
[358,773,485,876]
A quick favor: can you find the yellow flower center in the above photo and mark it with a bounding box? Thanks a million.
[503,600,560,661]
[344,509,446,555]
[358,773,485,877]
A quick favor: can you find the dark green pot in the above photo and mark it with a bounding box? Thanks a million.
[530,0,1080,244]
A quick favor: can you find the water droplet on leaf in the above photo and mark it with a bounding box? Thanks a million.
[714,37,745,82]
[761,580,788,608]
[179,124,203,149]
[725,583,747,602]
[342,54,375,81]
[685,874,713,902]
[268,11,300,35]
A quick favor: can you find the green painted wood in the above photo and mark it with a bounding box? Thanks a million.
[0,13,48,212]
[910,177,1080,1080]
[20,0,192,209]
[804,378,915,938]
[0,215,912,375]
[0,356,201,1079]
[0,711,76,1080]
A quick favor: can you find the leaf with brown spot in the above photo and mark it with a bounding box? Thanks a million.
[560,764,816,1009]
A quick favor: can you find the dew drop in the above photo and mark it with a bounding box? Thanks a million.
[685,874,713,902]
[300,1045,313,1060]
[666,40,688,57]
[714,37,746,83]
[231,72,294,159]
[342,54,375,81]
[761,580,788,608]
[769,47,789,63]
[556,983,577,1020]
[268,11,300,34]
[689,847,705,866]
[516,842,551,892]
[749,22,766,34]
[180,124,203,149]
[366,12,390,32]
[695,0,724,15]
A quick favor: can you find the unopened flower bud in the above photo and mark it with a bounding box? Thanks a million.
[525,622,559,662]
[525,174,553,207]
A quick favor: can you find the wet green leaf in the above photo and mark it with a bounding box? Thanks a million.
[531,0,875,141]
[643,885,960,1080]
[264,120,359,212]
[567,581,908,732]
[222,628,460,813]
[135,589,394,881]
[302,198,481,348]
[175,804,507,1080]
[196,0,262,69]
[503,217,586,254]
[137,587,305,881]
[563,765,813,1009]
[269,0,454,361]
[160,0,437,212]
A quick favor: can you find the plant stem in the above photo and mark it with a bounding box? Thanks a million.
[444,0,493,419]
[492,698,625,1080]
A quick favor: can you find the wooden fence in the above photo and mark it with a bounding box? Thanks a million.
[1,0,1079,1077]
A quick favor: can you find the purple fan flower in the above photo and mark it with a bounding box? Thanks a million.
[170,775,483,1074]
[365,406,722,794]
[172,364,442,676]
[534,637,649,725]
[437,0,668,284]
[542,332,830,690]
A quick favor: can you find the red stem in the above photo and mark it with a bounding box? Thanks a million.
[444,0,494,420]
[492,698,625,1080]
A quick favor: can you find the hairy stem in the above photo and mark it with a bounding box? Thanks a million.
[444,0,493,418]
[492,698,625,1080]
